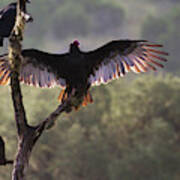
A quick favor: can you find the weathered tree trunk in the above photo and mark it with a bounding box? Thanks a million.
[8,0,72,179]
[9,0,33,179]
[11,129,36,180]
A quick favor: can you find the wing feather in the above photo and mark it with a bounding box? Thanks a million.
[0,49,68,88]
[84,40,168,86]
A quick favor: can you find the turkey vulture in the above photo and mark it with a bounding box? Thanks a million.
[0,0,32,47]
[0,40,168,110]
[0,136,13,165]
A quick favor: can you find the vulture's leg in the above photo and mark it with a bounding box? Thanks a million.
[82,91,93,107]
[58,84,93,111]
[58,89,68,103]
[58,87,73,113]
[75,84,93,108]
[58,85,73,103]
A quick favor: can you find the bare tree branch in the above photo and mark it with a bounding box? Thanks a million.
[9,0,30,178]
[8,0,73,179]
[0,136,13,166]
[37,100,71,131]
[9,0,27,136]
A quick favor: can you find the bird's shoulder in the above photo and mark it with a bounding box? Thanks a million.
[22,49,68,58]
[83,40,144,55]
[0,3,16,17]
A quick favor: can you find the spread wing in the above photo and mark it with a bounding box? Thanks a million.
[0,49,69,88]
[84,40,168,86]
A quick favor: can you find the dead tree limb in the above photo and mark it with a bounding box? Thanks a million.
[9,0,33,179]
[0,136,13,166]
[9,0,27,136]
[8,0,73,179]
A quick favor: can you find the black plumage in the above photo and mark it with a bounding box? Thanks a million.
[0,40,168,110]
[0,0,32,47]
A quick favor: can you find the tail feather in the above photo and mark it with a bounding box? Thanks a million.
[0,69,5,77]
[82,91,93,107]
[86,92,93,103]
[58,89,93,111]
[0,69,10,85]
[0,56,10,85]
[82,96,88,107]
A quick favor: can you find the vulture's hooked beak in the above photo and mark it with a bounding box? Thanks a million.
[23,0,33,22]
[24,13,33,22]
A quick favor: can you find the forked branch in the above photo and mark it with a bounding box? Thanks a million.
[9,0,72,179]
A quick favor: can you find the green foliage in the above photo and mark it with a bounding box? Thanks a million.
[0,74,180,180]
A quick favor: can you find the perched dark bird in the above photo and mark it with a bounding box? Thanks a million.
[0,0,32,47]
[0,40,168,110]
[0,136,13,165]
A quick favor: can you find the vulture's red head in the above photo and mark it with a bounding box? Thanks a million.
[73,40,80,47]
[70,40,80,54]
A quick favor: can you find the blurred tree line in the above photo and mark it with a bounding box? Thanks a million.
[24,0,125,44]
[0,0,179,179]
[0,75,180,180]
